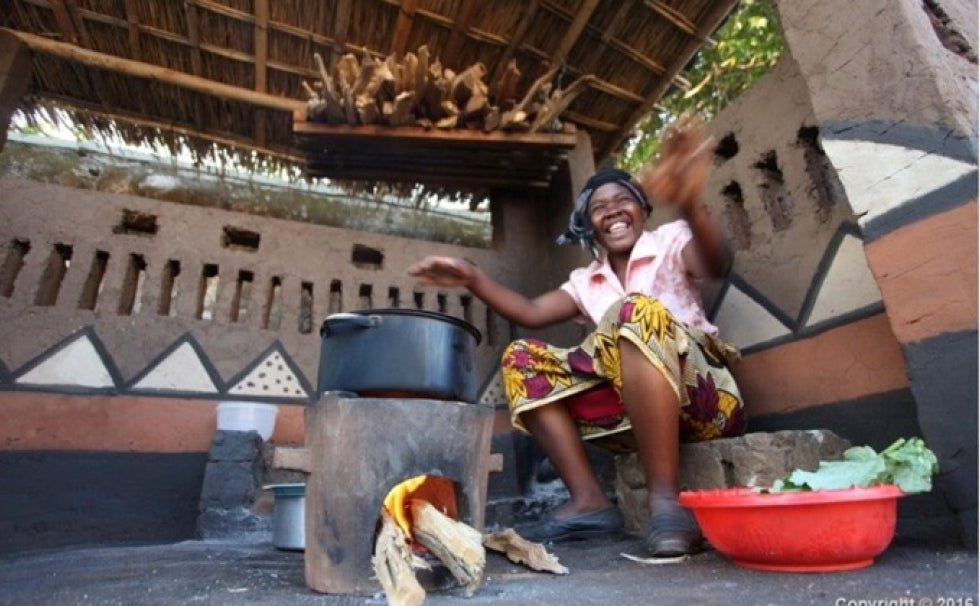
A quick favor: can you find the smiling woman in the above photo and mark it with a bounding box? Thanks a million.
[409,119,745,557]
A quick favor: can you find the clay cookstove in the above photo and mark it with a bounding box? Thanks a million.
[303,391,494,595]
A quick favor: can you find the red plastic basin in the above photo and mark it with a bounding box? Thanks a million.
[679,485,903,572]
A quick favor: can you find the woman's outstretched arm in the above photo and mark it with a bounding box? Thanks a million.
[408,256,580,328]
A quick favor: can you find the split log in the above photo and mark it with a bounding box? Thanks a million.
[351,55,378,98]
[530,74,596,133]
[415,45,430,97]
[410,500,485,596]
[435,100,460,128]
[501,64,557,130]
[420,60,447,119]
[461,90,488,122]
[334,53,360,90]
[372,58,397,102]
[440,99,460,117]
[356,97,380,124]
[388,91,416,126]
[398,52,417,95]
[493,59,521,106]
[310,63,346,123]
[373,510,426,606]
[499,109,527,131]
[451,63,487,110]
[483,529,569,575]
[482,106,500,132]
[342,84,357,125]
[435,114,458,129]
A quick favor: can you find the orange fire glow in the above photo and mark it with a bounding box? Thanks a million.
[383,474,457,538]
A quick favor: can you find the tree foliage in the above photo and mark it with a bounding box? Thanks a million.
[618,0,784,172]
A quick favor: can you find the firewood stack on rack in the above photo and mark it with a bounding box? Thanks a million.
[299,45,594,134]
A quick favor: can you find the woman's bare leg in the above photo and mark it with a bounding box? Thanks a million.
[617,338,685,518]
[520,402,612,518]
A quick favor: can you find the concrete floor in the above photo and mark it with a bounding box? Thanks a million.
[1,535,975,606]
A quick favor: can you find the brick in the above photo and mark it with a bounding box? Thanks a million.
[614,430,850,532]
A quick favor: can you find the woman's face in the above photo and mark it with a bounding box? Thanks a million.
[587,182,646,255]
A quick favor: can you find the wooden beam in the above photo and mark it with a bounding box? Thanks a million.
[293,121,578,148]
[607,37,667,75]
[303,169,553,189]
[389,0,417,58]
[53,1,117,110]
[442,0,479,64]
[121,0,142,59]
[331,0,353,60]
[562,110,617,132]
[643,0,716,46]
[47,0,80,44]
[184,0,205,135]
[601,1,633,43]
[1,28,306,113]
[379,0,509,48]
[185,1,203,76]
[600,0,737,160]
[549,0,601,67]
[37,92,302,163]
[489,0,538,86]
[0,31,34,153]
[254,0,269,147]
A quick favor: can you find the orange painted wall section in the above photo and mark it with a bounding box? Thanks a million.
[0,392,306,452]
[864,200,978,344]
[735,313,910,417]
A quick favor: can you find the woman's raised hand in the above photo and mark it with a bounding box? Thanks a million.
[407,256,477,288]
[637,116,714,214]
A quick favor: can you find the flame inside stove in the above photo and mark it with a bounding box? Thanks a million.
[383,474,457,539]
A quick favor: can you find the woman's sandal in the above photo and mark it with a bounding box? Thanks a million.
[644,510,704,557]
[517,505,625,543]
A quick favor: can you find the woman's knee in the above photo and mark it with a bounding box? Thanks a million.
[599,294,668,326]
[500,339,529,367]
[622,293,668,313]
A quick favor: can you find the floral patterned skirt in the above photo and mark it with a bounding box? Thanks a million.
[500,294,746,448]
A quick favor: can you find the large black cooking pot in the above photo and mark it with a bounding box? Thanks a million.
[317,309,482,402]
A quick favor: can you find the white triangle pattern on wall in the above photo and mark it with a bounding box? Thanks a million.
[227,349,309,399]
[821,138,976,225]
[16,333,116,388]
[131,341,220,393]
[805,233,883,327]
[712,284,792,351]
[478,373,506,407]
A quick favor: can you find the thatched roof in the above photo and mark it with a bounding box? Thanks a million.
[2,0,737,190]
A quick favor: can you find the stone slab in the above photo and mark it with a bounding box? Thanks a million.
[614,429,851,533]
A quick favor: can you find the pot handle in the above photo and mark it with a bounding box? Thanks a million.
[320,313,382,337]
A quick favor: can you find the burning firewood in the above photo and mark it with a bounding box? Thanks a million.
[410,500,485,596]
[373,510,427,606]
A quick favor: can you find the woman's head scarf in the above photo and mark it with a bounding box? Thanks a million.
[556,167,651,258]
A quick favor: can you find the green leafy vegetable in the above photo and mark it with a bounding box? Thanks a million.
[770,437,938,493]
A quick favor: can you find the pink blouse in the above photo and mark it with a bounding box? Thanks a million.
[559,220,718,335]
